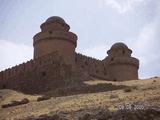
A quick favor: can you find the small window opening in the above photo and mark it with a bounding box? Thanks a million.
[49,31,52,34]
[42,71,46,77]
[113,78,117,81]
[95,64,97,68]
[122,50,125,54]
[122,115,125,119]
[2,84,6,89]
[81,65,84,68]
[111,58,114,61]
[85,61,88,65]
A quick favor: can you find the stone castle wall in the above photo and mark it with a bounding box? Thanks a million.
[0,51,73,93]
[0,52,109,85]
[0,16,139,93]
[0,50,139,92]
[0,51,60,81]
[75,53,109,80]
[0,51,111,92]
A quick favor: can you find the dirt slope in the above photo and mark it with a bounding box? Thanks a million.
[0,77,160,120]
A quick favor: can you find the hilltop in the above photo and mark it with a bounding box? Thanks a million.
[0,77,160,120]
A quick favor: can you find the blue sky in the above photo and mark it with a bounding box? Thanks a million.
[0,0,160,79]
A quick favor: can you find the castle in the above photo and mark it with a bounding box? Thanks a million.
[0,16,139,93]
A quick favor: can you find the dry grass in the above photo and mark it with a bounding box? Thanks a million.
[0,90,40,105]
[0,77,160,120]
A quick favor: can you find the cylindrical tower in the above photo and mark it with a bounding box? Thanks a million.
[33,16,77,65]
[105,42,139,81]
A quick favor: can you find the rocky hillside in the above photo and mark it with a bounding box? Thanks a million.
[0,77,160,120]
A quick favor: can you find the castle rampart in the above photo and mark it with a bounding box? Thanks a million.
[0,16,140,93]
[75,53,109,80]
[0,51,74,92]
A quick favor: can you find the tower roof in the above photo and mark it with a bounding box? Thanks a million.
[46,16,66,24]
[40,16,70,32]
[107,42,132,56]
[111,42,128,50]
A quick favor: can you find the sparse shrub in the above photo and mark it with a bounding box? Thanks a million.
[132,86,138,90]
[110,94,119,99]
[50,114,60,120]
[79,113,93,120]
[1,98,29,108]
[25,114,67,120]
[21,98,29,104]
[2,102,15,108]
[153,80,156,82]
[37,95,51,102]
[124,88,132,92]
[95,110,111,119]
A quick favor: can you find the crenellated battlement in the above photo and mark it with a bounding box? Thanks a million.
[0,51,63,81]
[75,53,109,80]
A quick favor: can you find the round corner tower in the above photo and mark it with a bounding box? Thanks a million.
[33,16,77,65]
[105,42,139,81]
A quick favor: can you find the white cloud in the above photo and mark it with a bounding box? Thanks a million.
[132,22,157,64]
[104,0,146,13]
[128,6,160,79]
[78,45,108,60]
[0,40,33,71]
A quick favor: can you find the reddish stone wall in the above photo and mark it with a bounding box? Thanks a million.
[0,51,139,92]
[109,64,138,81]
[0,51,73,93]
[75,53,109,80]
[0,51,57,80]
[34,37,76,65]
[0,52,111,93]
